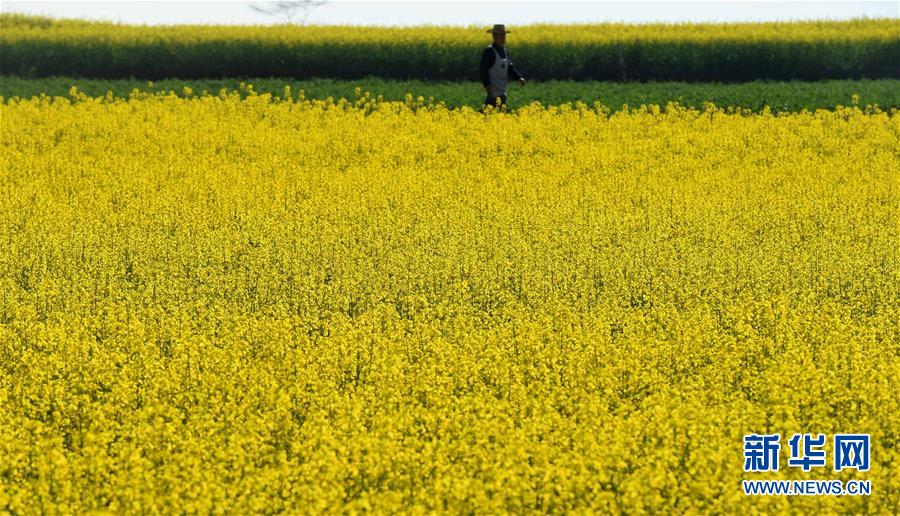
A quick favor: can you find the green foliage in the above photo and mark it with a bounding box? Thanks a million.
[2,76,897,112]
[1,15,898,81]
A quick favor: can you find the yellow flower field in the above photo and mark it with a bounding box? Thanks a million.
[0,90,898,513]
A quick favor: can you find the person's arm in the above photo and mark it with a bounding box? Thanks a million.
[479,47,494,89]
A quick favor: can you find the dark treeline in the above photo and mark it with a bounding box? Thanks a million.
[2,15,898,82]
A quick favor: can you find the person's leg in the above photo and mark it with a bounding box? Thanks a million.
[499,95,508,111]
[484,95,500,111]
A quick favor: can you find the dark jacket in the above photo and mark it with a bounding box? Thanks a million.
[479,43,524,88]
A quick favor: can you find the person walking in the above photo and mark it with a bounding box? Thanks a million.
[479,24,526,111]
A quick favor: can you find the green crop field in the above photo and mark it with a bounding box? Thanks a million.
[3,76,898,112]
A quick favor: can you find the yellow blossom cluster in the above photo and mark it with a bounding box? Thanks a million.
[0,90,897,513]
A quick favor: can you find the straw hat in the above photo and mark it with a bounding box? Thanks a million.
[487,24,510,34]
